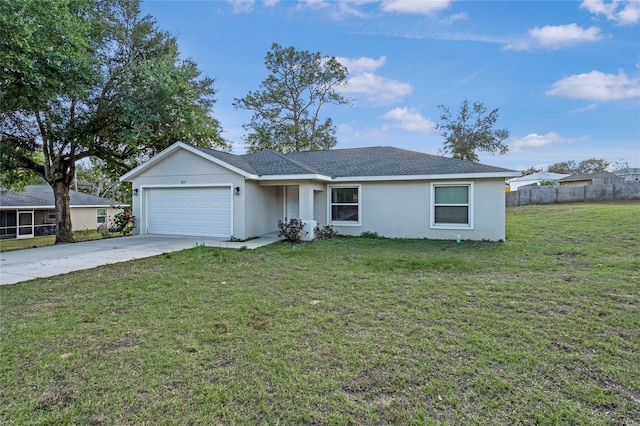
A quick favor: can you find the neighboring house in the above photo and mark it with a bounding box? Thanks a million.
[0,185,128,239]
[507,171,570,191]
[120,142,519,241]
[558,171,623,187]
[613,168,640,182]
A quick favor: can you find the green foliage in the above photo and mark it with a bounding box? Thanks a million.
[547,158,610,175]
[436,99,510,162]
[0,144,44,191]
[359,231,382,239]
[521,166,541,176]
[75,160,130,203]
[0,0,225,243]
[277,218,305,243]
[111,209,134,236]
[538,179,557,186]
[234,43,350,153]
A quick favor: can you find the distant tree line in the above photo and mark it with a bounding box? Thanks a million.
[521,158,626,176]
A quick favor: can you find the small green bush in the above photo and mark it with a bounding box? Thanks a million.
[360,231,381,239]
[112,209,135,236]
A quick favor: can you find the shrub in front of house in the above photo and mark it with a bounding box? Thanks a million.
[277,218,305,243]
[314,224,337,240]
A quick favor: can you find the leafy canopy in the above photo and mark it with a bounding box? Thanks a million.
[0,0,225,242]
[234,43,350,153]
[436,99,510,162]
[547,158,610,175]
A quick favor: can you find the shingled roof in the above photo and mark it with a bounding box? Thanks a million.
[0,185,128,208]
[558,171,622,182]
[284,146,515,177]
[189,144,516,178]
[121,142,519,182]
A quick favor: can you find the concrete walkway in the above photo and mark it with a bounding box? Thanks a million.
[0,234,281,286]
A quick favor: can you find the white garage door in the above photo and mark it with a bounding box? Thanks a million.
[146,187,232,238]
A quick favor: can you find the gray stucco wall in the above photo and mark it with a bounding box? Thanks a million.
[129,149,245,237]
[316,179,506,241]
[244,183,281,239]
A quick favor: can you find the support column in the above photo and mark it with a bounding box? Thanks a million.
[298,183,317,241]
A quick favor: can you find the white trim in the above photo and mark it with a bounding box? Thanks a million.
[258,174,332,182]
[17,210,35,239]
[327,184,362,227]
[96,208,107,224]
[0,204,127,209]
[430,182,475,230]
[120,142,258,181]
[140,184,234,237]
[333,172,519,182]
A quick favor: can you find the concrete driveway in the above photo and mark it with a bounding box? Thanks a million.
[0,234,280,285]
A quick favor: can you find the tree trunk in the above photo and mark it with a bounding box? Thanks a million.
[52,180,75,244]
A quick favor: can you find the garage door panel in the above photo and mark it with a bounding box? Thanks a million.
[146,187,232,238]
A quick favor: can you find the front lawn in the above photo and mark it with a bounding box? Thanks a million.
[0,230,123,252]
[1,203,638,425]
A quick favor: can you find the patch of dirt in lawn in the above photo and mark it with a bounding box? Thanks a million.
[551,251,584,259]
[38,385,75,409]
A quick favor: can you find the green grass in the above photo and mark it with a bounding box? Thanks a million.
[0,230,124,252]
[1,202,639,425]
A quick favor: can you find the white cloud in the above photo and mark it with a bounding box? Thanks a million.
[509,132,575,152]
[580,0,640,25]
[227,0,255,13]
[336,56,386,73]
[341,72,412,104]
[569,103,599,113]
[529,24,601,48]
[381,0,451,15]
[264,0,279,6]
[546,70,640,101]
[505,24,602,50]
[382,107,435,135]
[440,12,467,25]
[337,55,412,104]
[297,0,372,18]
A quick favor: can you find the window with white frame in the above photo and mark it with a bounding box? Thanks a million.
[97,208,107,224]
[46,211,57,222]
[329,186,360,224]
[431,183,473,228]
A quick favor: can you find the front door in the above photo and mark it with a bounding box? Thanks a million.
[17,210,34,239]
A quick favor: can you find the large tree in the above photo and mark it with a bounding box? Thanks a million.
[233,43,350,153]
[75,160,129,202]
[436,99,510,162]
[0,0,225,243]
[547,158,610,175]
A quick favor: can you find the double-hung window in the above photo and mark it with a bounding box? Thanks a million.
[431,183,473,229]
[329,186,360,225]
[97,208,107,224]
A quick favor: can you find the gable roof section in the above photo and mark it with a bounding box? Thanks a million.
[0,185,128,208]
[120,142,259,181]
[190,144,258,175]
[120,141,520,182]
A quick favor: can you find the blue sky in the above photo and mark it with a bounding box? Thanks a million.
[140,0,640,171]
